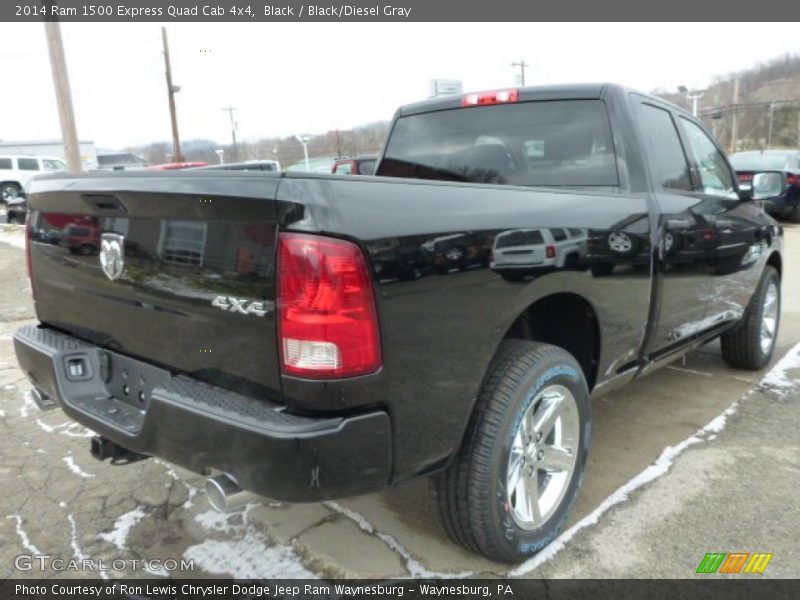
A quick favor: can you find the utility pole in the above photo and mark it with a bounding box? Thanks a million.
[511,60,528,86]
[729,77,739,154]
[42,13,81,172]
[766,101,775,150]
[161,27,183,163]
[222,106,238,161]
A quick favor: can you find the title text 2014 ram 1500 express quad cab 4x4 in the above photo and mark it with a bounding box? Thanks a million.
[15,84,785,562]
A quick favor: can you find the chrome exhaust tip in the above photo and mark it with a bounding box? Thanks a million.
[205,474,257,512]
[31,387,57,411]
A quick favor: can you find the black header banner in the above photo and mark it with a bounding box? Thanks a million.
[2,579,800,600]
[2,0,798,22]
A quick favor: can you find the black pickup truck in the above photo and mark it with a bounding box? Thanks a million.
[14,84,784,563]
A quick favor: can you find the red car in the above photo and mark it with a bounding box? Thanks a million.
[331,155,377,175]
[145,161,209,170]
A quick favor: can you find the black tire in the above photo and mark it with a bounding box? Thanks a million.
[721,265,780,370]
[432,340,591,563]
[78,244,95,256]
[1,182,22,204]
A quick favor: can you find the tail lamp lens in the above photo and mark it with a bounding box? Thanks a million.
[277,232,381,379]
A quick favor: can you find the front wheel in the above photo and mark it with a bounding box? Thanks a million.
[432,340,591,563]
[721,265,780,370]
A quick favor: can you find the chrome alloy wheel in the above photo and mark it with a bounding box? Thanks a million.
[608,231,632,254]
[760,281,779,354]
[506,384,580,530]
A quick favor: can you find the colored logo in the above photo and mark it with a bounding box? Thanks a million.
[696,552,773,574]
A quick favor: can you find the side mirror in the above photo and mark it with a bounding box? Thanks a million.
[752,171,784,201]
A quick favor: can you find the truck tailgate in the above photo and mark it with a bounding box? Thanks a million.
[26,173,282,399]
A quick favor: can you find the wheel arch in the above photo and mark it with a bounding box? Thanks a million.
[501,292,601,392]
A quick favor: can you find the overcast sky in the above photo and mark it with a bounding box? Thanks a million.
[1,22,798,150]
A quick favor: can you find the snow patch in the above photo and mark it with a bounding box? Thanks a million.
[194,509,237,533]
[35,419,95,438]
[19,392,37,417]
[99,507,147,550]
[6,515,42,554]
[0,231,25,250]
[760,341,800,396]
[62,456,95,478]
[184,532,315,579]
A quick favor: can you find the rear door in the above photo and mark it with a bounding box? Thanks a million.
[634,98,714,353]
[28,172,282,398]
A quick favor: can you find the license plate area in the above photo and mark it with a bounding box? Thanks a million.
[104,351,170,412]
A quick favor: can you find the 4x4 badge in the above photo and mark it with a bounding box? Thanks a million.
[99,233,125,281]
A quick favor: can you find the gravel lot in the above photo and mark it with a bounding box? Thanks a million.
[0,222,798,579]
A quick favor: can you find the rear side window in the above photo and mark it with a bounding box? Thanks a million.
[0,158,12,169]
[551,228,568,242]
[379,99,619,187]
[17,158,40,171]
[334,162,353,175]
[637,104,691,191]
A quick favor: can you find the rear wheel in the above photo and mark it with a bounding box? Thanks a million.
[1,182,21,203]
[721,266,780,370]
[432,340,591,563]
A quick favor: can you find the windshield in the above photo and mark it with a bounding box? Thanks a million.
[729,152,790,171]
[378,99,618,187]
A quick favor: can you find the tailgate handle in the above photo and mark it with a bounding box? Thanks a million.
[82,194,127,215]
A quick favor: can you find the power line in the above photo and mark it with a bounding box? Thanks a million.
[511,60,529,86]
[222,106,238,160]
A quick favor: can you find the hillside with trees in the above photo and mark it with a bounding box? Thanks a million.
[129,53,800,167]
[655,54,800,153]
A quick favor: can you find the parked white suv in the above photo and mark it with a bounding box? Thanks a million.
[0,155,67,202]
[491,227,587,281]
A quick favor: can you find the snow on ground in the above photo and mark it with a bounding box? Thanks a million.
[62,455,95,478]
[760,341,800,396]
[0,227,25,250]
[99,507,148,550]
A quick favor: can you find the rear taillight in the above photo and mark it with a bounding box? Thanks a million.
[461,89,519,107]
[786,173,799,187]
[546,245,556,259]
[277,232,381,379]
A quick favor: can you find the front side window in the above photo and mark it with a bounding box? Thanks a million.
[637,103,692,192]
[0,158,12,170]
[680,118,737,199]
[17,158,40,171]
[378,100,619,187]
